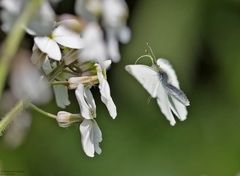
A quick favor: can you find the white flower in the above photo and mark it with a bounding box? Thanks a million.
[79,119,102,157]
[75,83,96,119]
[102,0,128,29]
[102,0,131,62]
[96,60,117,119]
[125,58,190,126]
[0,0,55,36]
[75,0,102,21]
[80,22,107,63]
[34,21,84,61]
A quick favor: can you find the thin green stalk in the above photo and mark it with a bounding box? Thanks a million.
[0,99,29,136]
[51,80,69,86]
[28,103,57,119]
[0,0,45,98]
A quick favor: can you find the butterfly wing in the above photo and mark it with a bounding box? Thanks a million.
[125,65,159,98]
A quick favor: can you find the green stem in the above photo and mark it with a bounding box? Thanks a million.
[0,99,29,136]
[28,103,57,119]
[0,0,45,98]
[51,80,69,86]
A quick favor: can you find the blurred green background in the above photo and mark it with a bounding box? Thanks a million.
[1,0,240,175]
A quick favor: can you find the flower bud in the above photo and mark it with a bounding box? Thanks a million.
[56,111,83,128]
[56,111,73,128]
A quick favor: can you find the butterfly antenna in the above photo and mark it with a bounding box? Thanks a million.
[146,43,156,62]
[135,54,154,65]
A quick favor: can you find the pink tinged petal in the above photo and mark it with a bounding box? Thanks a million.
[79,119,102,157]
[157,84,176,126]
[53,25,83,49]
[75,84,95,119]
[34,37,61,61]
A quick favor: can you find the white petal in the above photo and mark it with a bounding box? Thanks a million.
[34,37,61,61]
[156,84,176,126]
[79,119,102,157]
[92,120,102,154]
[103,60,112,70]
[53,25,83,49]
[84,87,96,117]
[125,65,159,98]
[80,22,107,63]
[97,66,117,119]
[118,26,131,44]
[75,84,96,119]
[79,119,95,157]
[53,85,70,108]
[28,2,55,36]
[100,79,117,119]
[106,32,120,62]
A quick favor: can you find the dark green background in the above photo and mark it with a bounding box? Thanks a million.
[1,0,240,175]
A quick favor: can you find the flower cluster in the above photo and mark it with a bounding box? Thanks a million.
[0,0,129,157]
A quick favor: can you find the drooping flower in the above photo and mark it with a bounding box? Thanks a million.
[125,58,190,126]
[102,0,131,62]
[96,60,117,119]
[79,119,102,157]
[74,0,131,62]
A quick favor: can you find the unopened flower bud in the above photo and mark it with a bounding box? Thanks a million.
[56,111,83,128]
[56,111,75,128]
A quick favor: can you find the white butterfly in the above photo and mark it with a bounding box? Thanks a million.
[125,58,190,126]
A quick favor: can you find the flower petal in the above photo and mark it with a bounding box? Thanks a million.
[106,30,120,62]
[75,84,96,119]
[97,65,117,119]
[79,119,102,157]
[53,25,83,49]
[79,119,95,157]
[34,37,61,61]
[53,85,70,108]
